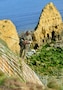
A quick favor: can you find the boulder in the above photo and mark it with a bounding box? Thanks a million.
[0,19,20,54]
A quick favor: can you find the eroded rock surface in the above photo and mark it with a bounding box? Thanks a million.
[0,20,20,54]
[33,2,63,45]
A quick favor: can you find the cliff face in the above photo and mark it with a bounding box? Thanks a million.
[0,39,44,89]
[33,2,63,45]
[0,20,20,54]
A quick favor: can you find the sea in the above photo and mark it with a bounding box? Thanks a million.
[1,9,62,35]
[0,12,40,34]
[13,9,63,34]
[0,0,63,34]
[0,11,41,34]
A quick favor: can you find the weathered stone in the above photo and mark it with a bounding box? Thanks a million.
[0,19,20,54]
[0,39,45,89]
[33,2,63,46]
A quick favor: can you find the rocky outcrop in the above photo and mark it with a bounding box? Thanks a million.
[0,20,20,54]
[33,2,63,45]
[0,39,45,89]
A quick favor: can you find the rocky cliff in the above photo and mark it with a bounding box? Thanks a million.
[33,2,63,45]
[0,20,20,54]
[0,39,44,89]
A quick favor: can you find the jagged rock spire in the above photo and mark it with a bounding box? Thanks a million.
[34,2,63,45]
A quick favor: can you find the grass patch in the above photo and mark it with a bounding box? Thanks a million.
[0,71,7,85]
[26,43,63,76]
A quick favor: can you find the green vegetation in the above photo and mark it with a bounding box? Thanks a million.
[0,71,7,85]
[26,43,63,76]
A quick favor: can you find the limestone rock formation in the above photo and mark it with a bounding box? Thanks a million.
[33,2,63,45]
[0,19,20,54]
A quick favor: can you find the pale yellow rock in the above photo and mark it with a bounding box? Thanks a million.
[0,19,20,54]
[33,2,63,45]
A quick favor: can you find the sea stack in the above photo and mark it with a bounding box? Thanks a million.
[33,2,63,45]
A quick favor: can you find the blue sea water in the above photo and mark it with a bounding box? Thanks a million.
[0,0,63,34]
[0,10,63,34]
[15,8,63,34]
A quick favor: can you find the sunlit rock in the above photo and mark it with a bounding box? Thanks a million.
[33,2,63,46]
[0,20,20,54]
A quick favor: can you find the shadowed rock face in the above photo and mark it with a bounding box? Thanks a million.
[33,2,63,46]
[0,20,20,54]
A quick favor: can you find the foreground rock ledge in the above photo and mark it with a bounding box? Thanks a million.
[0,40,45,89]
